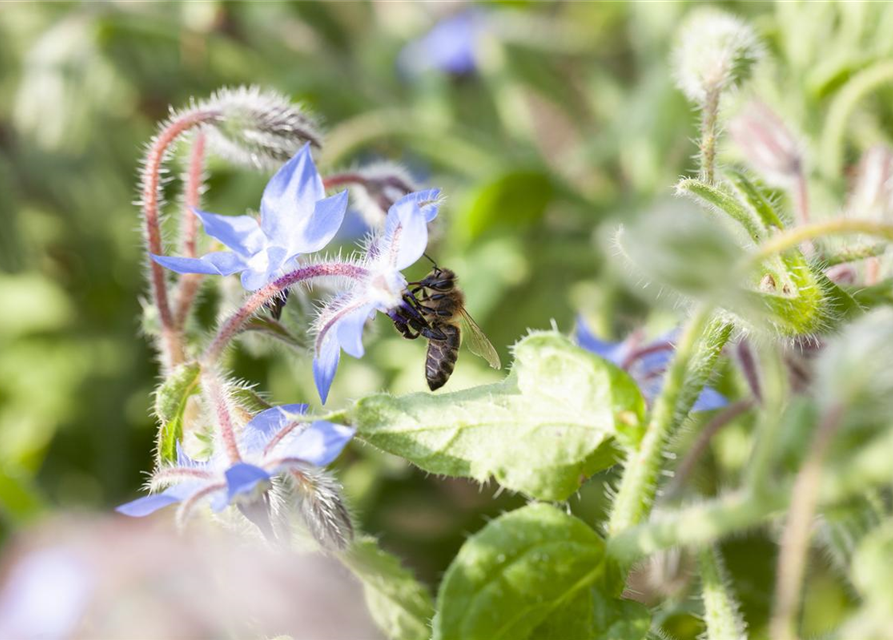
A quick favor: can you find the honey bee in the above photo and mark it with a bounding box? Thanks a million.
[390,266,501,390]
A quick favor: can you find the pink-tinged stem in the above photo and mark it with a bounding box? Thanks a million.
[141,110,217,368]
[202,262,369,365]
[323,173,365,189]
[263,420,306,457]
[174,130,208,328]
[203,372,242,465]
[175,481,227,528]
[152,467,215,484]
[620,340,674,371]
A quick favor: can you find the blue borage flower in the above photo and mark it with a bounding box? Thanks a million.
[152,143,348,291]
[398,10,486,77]
[117,404,354,524]
[312,189,441,403]
[576,317,727,412]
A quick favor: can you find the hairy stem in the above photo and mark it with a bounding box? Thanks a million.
[821,242,888,268]
[699,545,747,640]
[174,130,208,328]
[700,87,721,185]
[202,371,242,464]
[608,307,729,536]
[770,405,844,640]
[202,263,369,365]
[141,110,218,369]
[608,410,893,564]
[751,219,893,265]
[744,345,788,492]
[664,399,754,499]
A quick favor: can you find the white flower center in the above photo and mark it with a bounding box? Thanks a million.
[368,269,407,310]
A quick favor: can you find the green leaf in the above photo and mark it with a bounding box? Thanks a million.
[154,362,201,466]
[532,589,650,640]
[351,331,646,501]
[230,385,273,413]
[433,503,610,640]
[344,537,434,640]
[617,206,744,299]
[676,178,766,241]
[725,170,787,230]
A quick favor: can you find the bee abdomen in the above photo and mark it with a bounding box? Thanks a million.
[426,324,460,391]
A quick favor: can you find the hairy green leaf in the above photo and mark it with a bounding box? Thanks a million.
[344,537,434,640]
[154,361,201,466]
[725,170,786,230]
[352,332,646,501]
[533,589,650,640]
[676,178,766,241]
[433,503,610,640]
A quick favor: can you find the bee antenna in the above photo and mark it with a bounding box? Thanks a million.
[422,253,439,269]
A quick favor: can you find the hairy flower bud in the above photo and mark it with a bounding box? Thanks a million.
[291,467,354,551]
[199,86,322,169]
[729,101,803,186]
[848,145,893,220]
[325,162,419,226]
[672,9,761,104]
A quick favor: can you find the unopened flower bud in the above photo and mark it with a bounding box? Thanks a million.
[729,101,803,186]
[325,162,418,227]
[291,467,354,551]
[848,145,893,220]
[672,9,761,104]
[199,86,322,170]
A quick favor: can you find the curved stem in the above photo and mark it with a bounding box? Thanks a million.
[821,242,888,268]
[201,263,369,365]
[173,130,208,328]
[821,60,893,178]
[323,172,366,189]
[141,110,217,369]
[750,219,893,266]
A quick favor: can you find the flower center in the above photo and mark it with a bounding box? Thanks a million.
[368,269,407,310]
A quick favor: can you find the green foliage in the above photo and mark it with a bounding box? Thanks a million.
[535,591,651,640]
[456,170,553,242]
[351,332,645,501]
[6,3,893,638]
[344,537,434,640]
[154,362,201,465]
[433,503,611,640]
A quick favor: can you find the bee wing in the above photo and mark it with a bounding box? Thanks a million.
[459,308,501,369]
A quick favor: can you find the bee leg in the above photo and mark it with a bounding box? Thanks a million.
[415,303,453,318]
[421,326,448,341]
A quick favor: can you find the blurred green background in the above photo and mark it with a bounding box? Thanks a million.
[2,2,892,637]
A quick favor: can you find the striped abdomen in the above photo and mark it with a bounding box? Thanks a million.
[425,323,460,391]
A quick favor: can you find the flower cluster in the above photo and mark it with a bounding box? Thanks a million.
[124,141,443,539]
[155,144,440,402]
[118,404,355,547]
